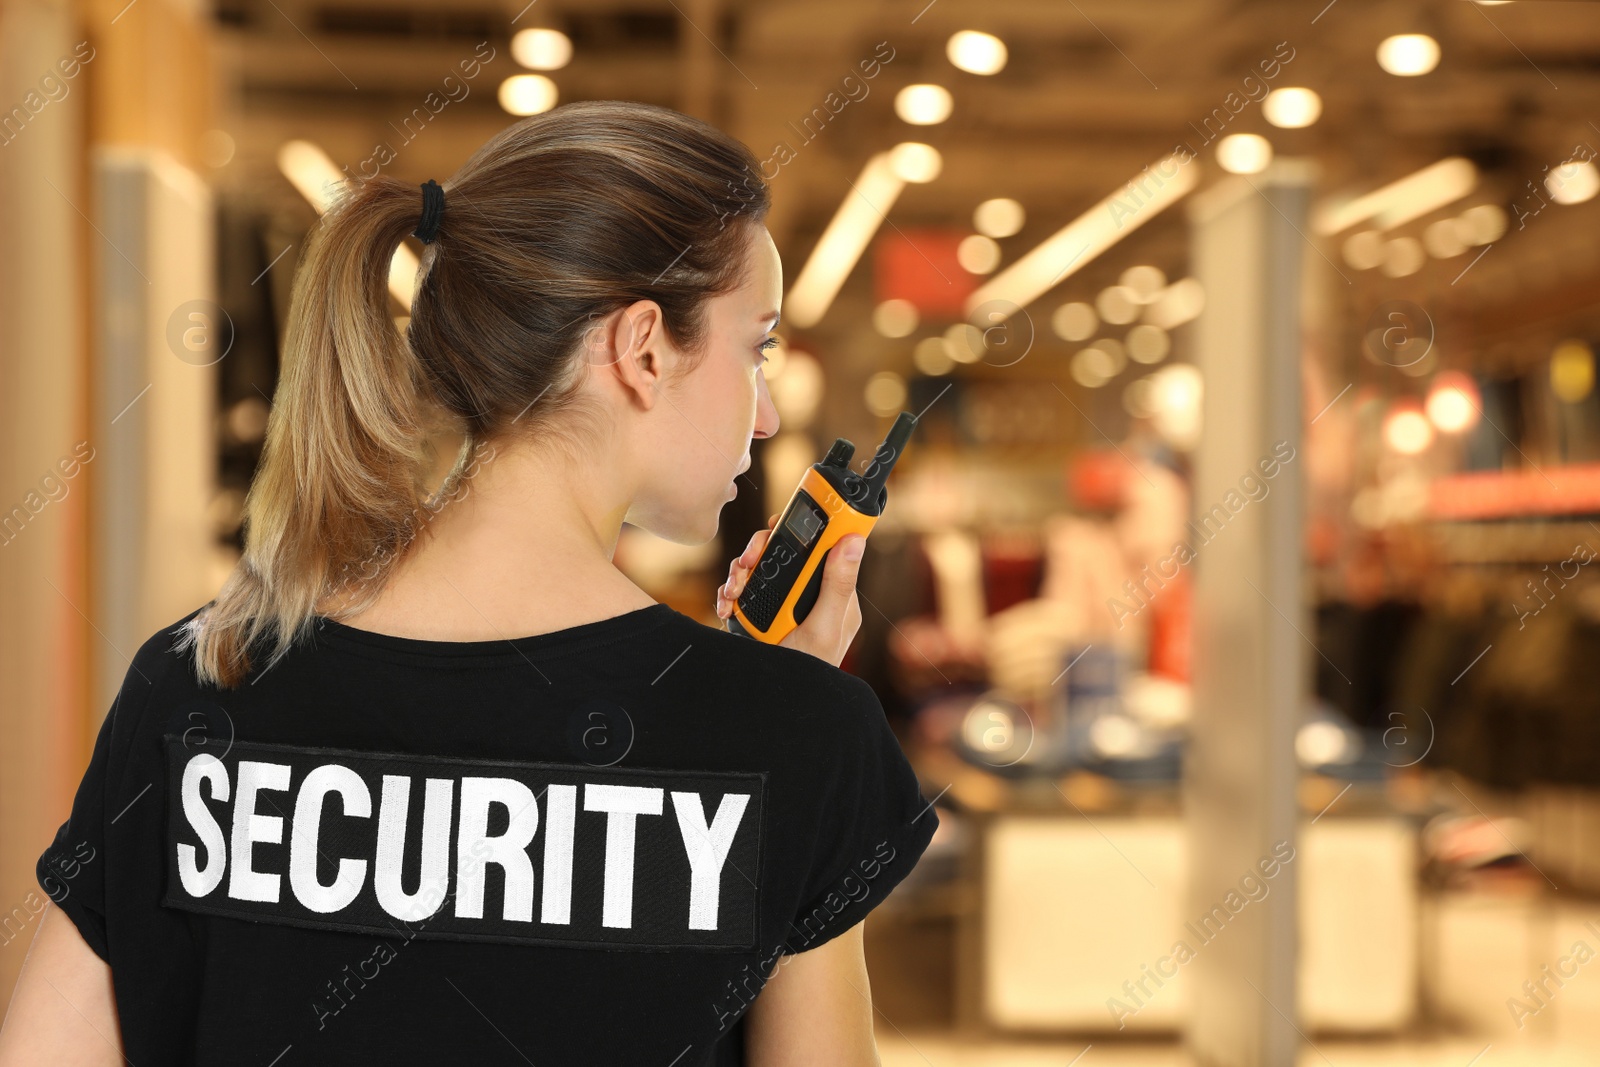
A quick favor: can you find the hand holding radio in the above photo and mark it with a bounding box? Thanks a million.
[720,411,918,661]
[717,518,864,667]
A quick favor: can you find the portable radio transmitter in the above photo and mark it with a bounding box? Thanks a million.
[726,411,917,644]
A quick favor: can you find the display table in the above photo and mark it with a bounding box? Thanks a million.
[912,747,1420,1036]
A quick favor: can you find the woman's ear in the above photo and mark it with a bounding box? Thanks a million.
[608,300,671,410]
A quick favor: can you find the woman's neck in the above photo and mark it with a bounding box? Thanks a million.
[317,436,659,641]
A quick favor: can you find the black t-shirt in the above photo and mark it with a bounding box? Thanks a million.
[36,602,939,1065]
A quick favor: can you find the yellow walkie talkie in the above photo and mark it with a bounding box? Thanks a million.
[727,411,917,644]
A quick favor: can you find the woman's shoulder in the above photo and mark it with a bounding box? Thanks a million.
[660,611,884,721]
[112,606,210,706]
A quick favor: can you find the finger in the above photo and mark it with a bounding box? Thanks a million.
[718,528,774,617]
[739,526,772,567]
[788,534,866,655]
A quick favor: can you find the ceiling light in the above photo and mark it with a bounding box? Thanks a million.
[277,139,344,213]
[499,74,558,116]
[965,151,1199,318]
[944,323,984,364]
[1053,302,1097,341]
[785,153,906,328]
[1071,346,1116,388]
[914,336,954,375]
[1546,160,1600,206]
[1377,34,1440,77]
[1426,372,1480,433]
[1423,218,1467,259]
[947,30,1007,75]
[279,140,418,308]
[1383,403,1434,454]
[872,299,919,338]
[1314,157,1477,235]
[1381,237,1425,277]
[1455,203,1507,246]
[957,234,1001,274]
[888,142,942,183]
[1342,230,1385,269]
[864,371,908,417]
[895,84,953,125]
[1263,87,1322,129]
[1096,286,1140,325]
[1120,265,1167,302]
[511,28,572,70]
[974,198,1025,238]
[1127,324,1170,364]
[1216,133,1273,175]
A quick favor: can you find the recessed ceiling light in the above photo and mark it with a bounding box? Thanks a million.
[974,198,1025,238]
[1423,218,1467,259]
[1097,286,1140,325]
[1377,34,1440,76]
[947,30,1008,75]
[1071,345,1116,388]
[914,336,954,376]
[1263,87,1322,129]
[873,299,919,338]
[957,234,1001,274]
[888,142,942,183]
[1120,265,1167,302]
[1455,203,1507,245]
[1216,133,1273,175]
[1380,236,1425,277]
[895,84,953,125]
[1342,231,1385,270]
[1546,160,1600,206]
[1052,302,1097,342]
[1127,324,1171,364]
[511,28,572,71]
[499,74,558,116]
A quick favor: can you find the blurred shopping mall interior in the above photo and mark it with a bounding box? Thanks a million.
[4,0,1600,1063]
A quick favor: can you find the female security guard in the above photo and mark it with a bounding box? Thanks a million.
[0,101,938,1065]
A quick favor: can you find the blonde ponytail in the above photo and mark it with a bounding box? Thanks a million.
[181,176,441,687]
[178,101,771,687]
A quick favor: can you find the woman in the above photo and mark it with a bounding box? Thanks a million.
[0,101,938,1065]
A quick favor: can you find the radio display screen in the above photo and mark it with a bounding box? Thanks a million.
[782,496,827,547]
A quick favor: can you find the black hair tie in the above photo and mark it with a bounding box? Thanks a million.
[413,179,445,244]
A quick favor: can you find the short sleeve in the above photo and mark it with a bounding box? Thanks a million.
[36,689,122,963]
[783,675,940,955]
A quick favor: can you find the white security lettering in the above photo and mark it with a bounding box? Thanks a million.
[455,777,538,922]
[229,761,292,903]
[177,754,230,897]
[289,764,371,913]
[540,783,577,925]
[583,784,664,928]
[375,776,454,922]
[670,792,750,930]
[164,737,763,950]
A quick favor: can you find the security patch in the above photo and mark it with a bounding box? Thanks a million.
[161,735,764,952]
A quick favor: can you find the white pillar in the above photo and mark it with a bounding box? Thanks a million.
[1183,159,1316,1067]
